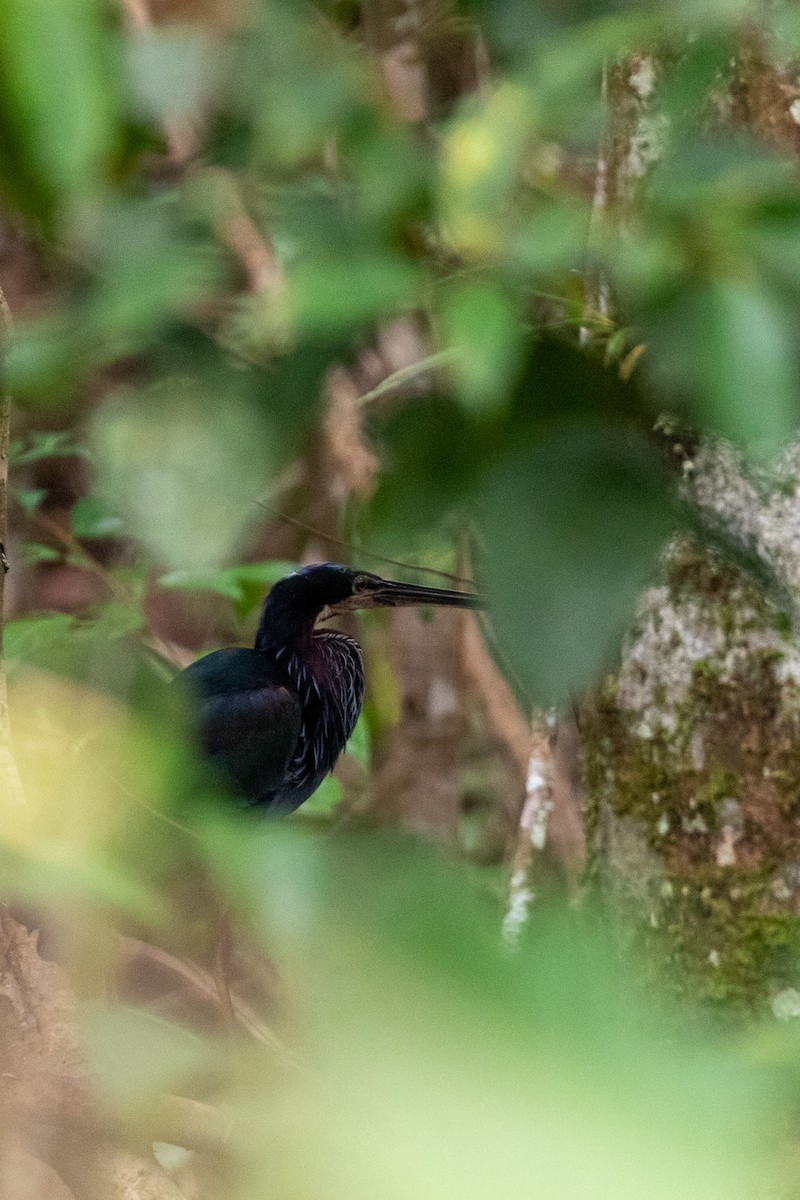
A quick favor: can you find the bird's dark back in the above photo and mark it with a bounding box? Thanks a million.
[179,632,365,813]
[179,647,302,806]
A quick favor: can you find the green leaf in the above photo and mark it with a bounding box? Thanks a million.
[21,542,61,564]
[368,396,481,551]
[159,560,297,620]
[482,425,676,706]
[0,0,117,222]
[345,713,371,769]
[71,495,124,539]
[87,199,225,358]
[203,824,786,1200]
[91,374,274,572]
[10,430,91,465]
[700,281,799,454]
[90,600,146,641]
[289,252,419,337]
[511,201,590,274]
[5,613,75,663]
[348,122,429,227]
[439,280,523,414]
[647,280,800,456]
[297,774,343,818]
[245,3,363,166]
[125,26,219,124]
[14,487,47,515]
[4,312,85,405]
[0,840,166,924]
[81,1003,208,1110]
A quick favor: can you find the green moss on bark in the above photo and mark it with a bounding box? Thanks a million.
[581,548,800,1018]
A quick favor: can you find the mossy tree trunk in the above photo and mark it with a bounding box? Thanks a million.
[581,444,800,1016]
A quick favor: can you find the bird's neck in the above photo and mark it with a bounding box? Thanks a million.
[254,599,319,657]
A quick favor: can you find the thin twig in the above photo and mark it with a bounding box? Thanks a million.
[5,1090,237,1160]
[205,168,284,298]
[118,935,308,1071]
[502,716,556,945]
[252,499,480,588]
[580,61,610,345]
[29,509,131,602]
[355,348,457,406]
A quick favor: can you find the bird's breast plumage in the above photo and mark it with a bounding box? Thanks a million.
[280,630,365,800]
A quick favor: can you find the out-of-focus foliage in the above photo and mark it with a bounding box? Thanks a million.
[7,666,800,1199]
[4,0,800,1193]
[6,0,800,699]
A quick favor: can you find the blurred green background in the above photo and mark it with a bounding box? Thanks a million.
[3,0,800,1195]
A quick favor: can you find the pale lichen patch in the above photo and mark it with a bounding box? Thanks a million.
[582,438,800,1015]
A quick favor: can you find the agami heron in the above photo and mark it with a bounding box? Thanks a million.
[180,563,482,813]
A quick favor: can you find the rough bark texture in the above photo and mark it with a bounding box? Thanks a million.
[0,917,198,1199]
[582,443,800,1016]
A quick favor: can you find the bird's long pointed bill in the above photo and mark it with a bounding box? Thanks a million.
[367,580,483,609]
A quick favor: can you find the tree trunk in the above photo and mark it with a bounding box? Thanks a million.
[582,442,800,1015]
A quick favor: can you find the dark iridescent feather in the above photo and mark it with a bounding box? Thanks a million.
[179,562,479,814]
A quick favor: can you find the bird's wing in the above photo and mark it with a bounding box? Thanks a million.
[199,684,302,803]
[180,650,302,804]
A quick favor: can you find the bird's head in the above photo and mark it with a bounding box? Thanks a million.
[256,562,481,649]
[319,564,483,617]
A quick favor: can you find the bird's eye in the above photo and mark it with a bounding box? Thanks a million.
[352,574,371,593]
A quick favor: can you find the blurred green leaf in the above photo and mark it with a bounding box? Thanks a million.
[5,606,152,698]
[0,840,168,924]
[5,614,74,662]
[82,1003,208,1109]
[345,712,371,769]
[125,26,220,124]
[203,824,784,1200]
[10,430,91,465]
[348,121,429,227]
[657,35,736,132]
[439,82,535,259]
[368,397,481,551]
[764,2,800,67]
[290,252,419,337]
[21,542,61,564]
[244,3,363,167]
[4,312,86,406]
[159,560,297,621]
[89,599,146,641]
[14,487,47,515]
[71,495,124,539]
[747,198,800,295]
[0,0,117,222]
[482,425,676,706]
[91,374,273,572]
[511,201,589,275]
[530,12,655,129]
[647,279,800,456]
[298,774,343,817]
[87,198,225,358]
[439,280,523,413]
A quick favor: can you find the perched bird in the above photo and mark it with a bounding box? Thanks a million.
[180,562,481,813]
